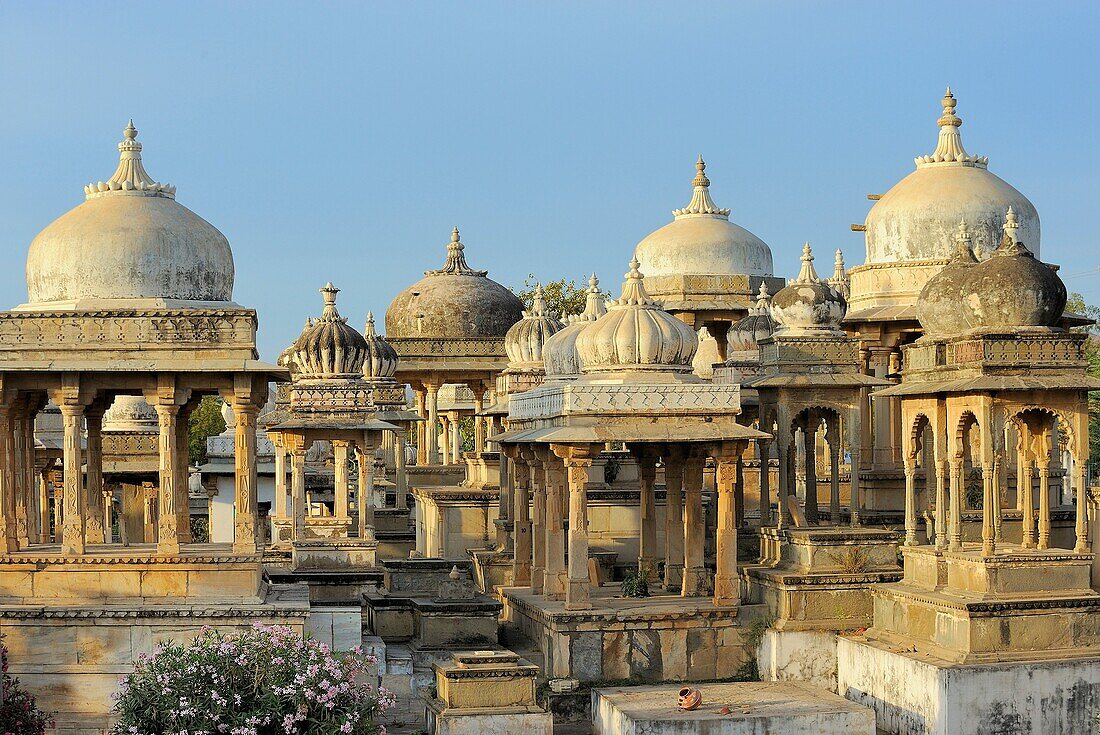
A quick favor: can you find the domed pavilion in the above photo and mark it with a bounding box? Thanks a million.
[633,157,784,359]
[386,227,524,466]
[0,121,300,723]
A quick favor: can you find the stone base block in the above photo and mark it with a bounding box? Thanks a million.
[291,539,378,570]
[837,635,1100,735]
[591,681,875,735]
[424,705,552,735]
[304,605,363,651]
[758,628,838,692]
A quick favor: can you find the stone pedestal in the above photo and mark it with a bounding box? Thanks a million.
[591,681,875,735]
[290,538,378,570]
[424,651,552,735]
[412,486,499,558]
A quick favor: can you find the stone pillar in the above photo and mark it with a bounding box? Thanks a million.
[496,452,513,550]
[103,490,114,544]
[903,455,918,546]
[152,402,181,555]
[334,440,351,522]
[0,403,19,553]
[528,454,546,594]
[682,451,708,597]
[562,447,595,611]
[775,437,790,529]
[472,385,486,454]
[426,382,441,465]
[935,461,949,551]
[438,415,450,466]
[233,401,260,555]
[757,438,771,527]
[1037,460,1052,550]
[273,440,288,520]
[450,411,462,464]
[637,449,659,580]
[849,400,864,526]
[38,466,51,545]
[357,441,376,539]
[175,403,193,544]
[381,430,396,472]
[663,449,684,592]
[291,446,307,542]
[10,404,30,549]
[52,478,63,544]
[83,406,107,545]
[803,415,819,524]
[543,456,566,599]
[1019,446,1035,548]
[827,429,841,525]
[735,455,745,528]
[415,386,428,466]
[1076,464,1090,554]
[949,460,963,551]
[714,449,741,605]
[511,454,531,585]
[394,429,409,510]
[992,454,1004,545]
[982,462,996,557]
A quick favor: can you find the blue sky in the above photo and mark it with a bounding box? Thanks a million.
[1,2,1097,360]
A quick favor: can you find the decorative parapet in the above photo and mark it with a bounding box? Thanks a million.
[388,337,507,359]
[904,333,1088,374]
[508,381,742,422]
[759,337,859,369]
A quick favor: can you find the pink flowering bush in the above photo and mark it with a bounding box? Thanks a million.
[111,623,394,735]
[0,634,53,735]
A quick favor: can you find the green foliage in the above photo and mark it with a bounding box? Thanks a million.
[512,275,607,319]
[0,634,53,734]
[734,614,775,682]
[1068,293,1100,471]
[620,565,651,598]
[188,396,226,466]
[112,623,392,735]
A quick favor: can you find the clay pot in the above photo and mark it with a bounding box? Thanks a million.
[677,687,701,711]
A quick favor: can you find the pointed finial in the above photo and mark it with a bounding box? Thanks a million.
[627,258,643,280]
[451,226,460,243]
[365,311,378,337]
[319,282,345,321]
[673,155,730,218]
[1004,206,1018,234]
[588,273,599,291]
[531,283,548,316]
[950,220,977,263]
[84,119,174,199]
[578,273,607,322]
[753,281,772,314]
[793,243,822,284]
[426,226,488,276]
[916,86,987,168]
[124,119,138,141]
[613,259,657,307]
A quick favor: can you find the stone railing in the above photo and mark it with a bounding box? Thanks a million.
[388,337,506,359]
[906,334,1087,372]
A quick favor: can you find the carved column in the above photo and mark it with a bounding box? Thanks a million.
[414,386,428,466]
[803,414,819,524]
[1019,443,1035,549]
[714,447,741,605]
[681,450,708,597]
[981,462,996,557]
[273,437,288,521]
[10,402,30,549]
[1037,460,1052,550]
[558,445,597,611]
[84,405,107,545]
[176,402,194,544]
[450,411,462,464]
[849,399,864,526]
[543,454,566,599]
[527,453,546,594]
[826,426,841,525]
[636,448,659,580]
[152,401,180,555]
[935,461,949,551]
[903,455,918,546]
[438,415,450,466]
[52,477,63,544]
[38,465,51,544]
[757,438,771,527]
[357,440,376,539]
[426,382,441,465]
[291,445,307,542]
[1076,463,1091,554]
[663,448,684,592]
[510,453,532,585]
[333,440,351,523]
[471,384,486,454]
[103,490,114,544]
[775,436,790,530]
[949,459,963,552]
[394,429,409,510]
[495,450,513,550]
[0,403,18,552]
[232,401,260,554]
[992,453,1004,545]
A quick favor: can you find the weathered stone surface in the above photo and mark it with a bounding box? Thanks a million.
[571,631,603,681]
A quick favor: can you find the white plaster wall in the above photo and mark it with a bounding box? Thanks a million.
[209,475,278,544]
[759,629,839,692]
[838,637,1100,735]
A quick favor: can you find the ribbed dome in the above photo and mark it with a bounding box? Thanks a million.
[362,311,399,379]
[385,228,524,339]
[543,275,607,377]
[863,89,1039,265]
[102,395,158,433]
[634,157,773,278]
[726,282,776,353]
[25,121,235,305]
[504,284,564,368]
[575,261,697,373]
[287,283,368,378]
[915,222,979,337]
[771,244,846,335]
[960,209,1066,332]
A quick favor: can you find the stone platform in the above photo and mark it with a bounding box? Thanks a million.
[502,585,762,681]
[591,681,876,735]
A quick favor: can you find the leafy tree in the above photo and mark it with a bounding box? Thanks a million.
[187,395,226,466]
[512,275,608,319]
[1067,293,1100,471]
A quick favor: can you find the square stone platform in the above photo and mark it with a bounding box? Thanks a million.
[591,681,875,735]
[502,585,762,682]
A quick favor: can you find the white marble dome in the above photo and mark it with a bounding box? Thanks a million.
[504,284,564,368]
[25,121,235,306]
[102,395,158,433]
[575,261,697,373]
[771,244,846,335]
[543,275,607,377]
[864,89,1039,265]
[634,157,773,279]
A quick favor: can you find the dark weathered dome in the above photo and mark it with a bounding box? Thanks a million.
[726,282,775,353]
[770,244,846,334]
[915,223,979,337]
[362,312,398,379]
[385,228,524,340]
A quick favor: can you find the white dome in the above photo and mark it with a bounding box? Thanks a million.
[543,275,607,377]
[634,157,773,278]
[864,89,1039,265]
[102,395,158,433]
[25,121,235,306]
[504,284,563,368]
[771,244,846,335]
[575,260,697,374]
